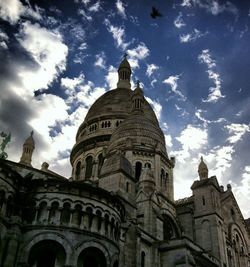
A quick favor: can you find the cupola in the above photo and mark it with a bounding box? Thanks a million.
[117,54,131,89]
[198,156,208,180]
[19,131,35,167]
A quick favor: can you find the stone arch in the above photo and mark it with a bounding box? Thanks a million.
[74,241,111,267]
[141,251,146,267]
[161,212,181,240]
[75,161,82,180]
[85,155,94,179]
[18,232,73,265]
[61,202,71,225]
[135,161,142,181]
[97,153,104,176]
[28,240,66,267]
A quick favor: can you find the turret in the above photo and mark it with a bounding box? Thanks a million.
[19,131,35,167]
[132,81,144,113]
[198,156,208,180]
[117,54,131,89]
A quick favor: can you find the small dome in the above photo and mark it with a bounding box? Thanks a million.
[107,113,167,156]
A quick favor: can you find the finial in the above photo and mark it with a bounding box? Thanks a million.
[31,130,34,136]
[201,156,203,161]
[123,53,128,59]
[136,80,140,88]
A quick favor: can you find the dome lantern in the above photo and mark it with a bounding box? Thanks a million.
[117,54,131,89]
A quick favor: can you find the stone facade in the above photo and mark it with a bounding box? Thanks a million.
[0,56,250,267]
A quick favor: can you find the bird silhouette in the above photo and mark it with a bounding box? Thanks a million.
[151,7,162,19]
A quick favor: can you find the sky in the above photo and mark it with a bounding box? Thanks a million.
[0,0,250,217]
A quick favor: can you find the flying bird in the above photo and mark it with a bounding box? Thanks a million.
[151,7,162,19]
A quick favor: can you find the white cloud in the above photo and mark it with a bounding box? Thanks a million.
[29,94,69,142]
[174,12,186,28]
[180,0,238,16]
[195,109,226,125]
[151,79,157,87]
[233,166,250,218]
[78,42,87,50]
[180,0,192,7]
[198,49,225,103]
[176,125,208,152]
[180,29,207,43]
[105,65,118,90]
[116,0,126,19]
[225,123,250,144]
[165,134,173,148]
[206,145,234,183]
[145,97,162,121]
[15,22,68,98]
[0,29,8,49]
[163,74,186,100]
[61,73,85,94]
[88,1,101,12]
[0,0,42,24]
[94,52,106,69]
[146,64,159,77]
[127,42,149,60]
[104,19,130,50]
[78,9,92,21]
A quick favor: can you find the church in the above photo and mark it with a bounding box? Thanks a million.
[0,56,249,267]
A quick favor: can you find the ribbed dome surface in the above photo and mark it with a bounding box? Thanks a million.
[107,113,167,156]
[84,88,158,124]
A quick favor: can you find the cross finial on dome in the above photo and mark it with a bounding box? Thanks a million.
[31,130,33,136]
[123,52,128,58]
[201,156,203,161]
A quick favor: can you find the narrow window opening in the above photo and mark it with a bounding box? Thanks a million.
[202,196,206,206]
[135,162,142,181]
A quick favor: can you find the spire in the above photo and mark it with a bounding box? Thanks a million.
[198,156,208,180]
[117,54,131,89]
[132,80,144,112]
[19,131,35,167]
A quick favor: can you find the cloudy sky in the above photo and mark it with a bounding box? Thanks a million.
[0,0,250,217]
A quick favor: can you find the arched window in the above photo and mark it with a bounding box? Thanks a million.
[0,190,5,210]
[160,169,165,186]
[135,162,142,181]
[141,251,145,267]
[61,203,71,224]
[75,161,81,180]
[98,153,104,176]
[77,247,107,267]
[48,201,59,223]
[85,156,93,179]
[163,215,178,240]
[28,240,66,267]
[202,196,206,206]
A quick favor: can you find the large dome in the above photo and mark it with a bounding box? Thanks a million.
[76,88,159,140]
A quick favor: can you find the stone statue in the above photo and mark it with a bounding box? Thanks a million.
[0,131,11,159]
